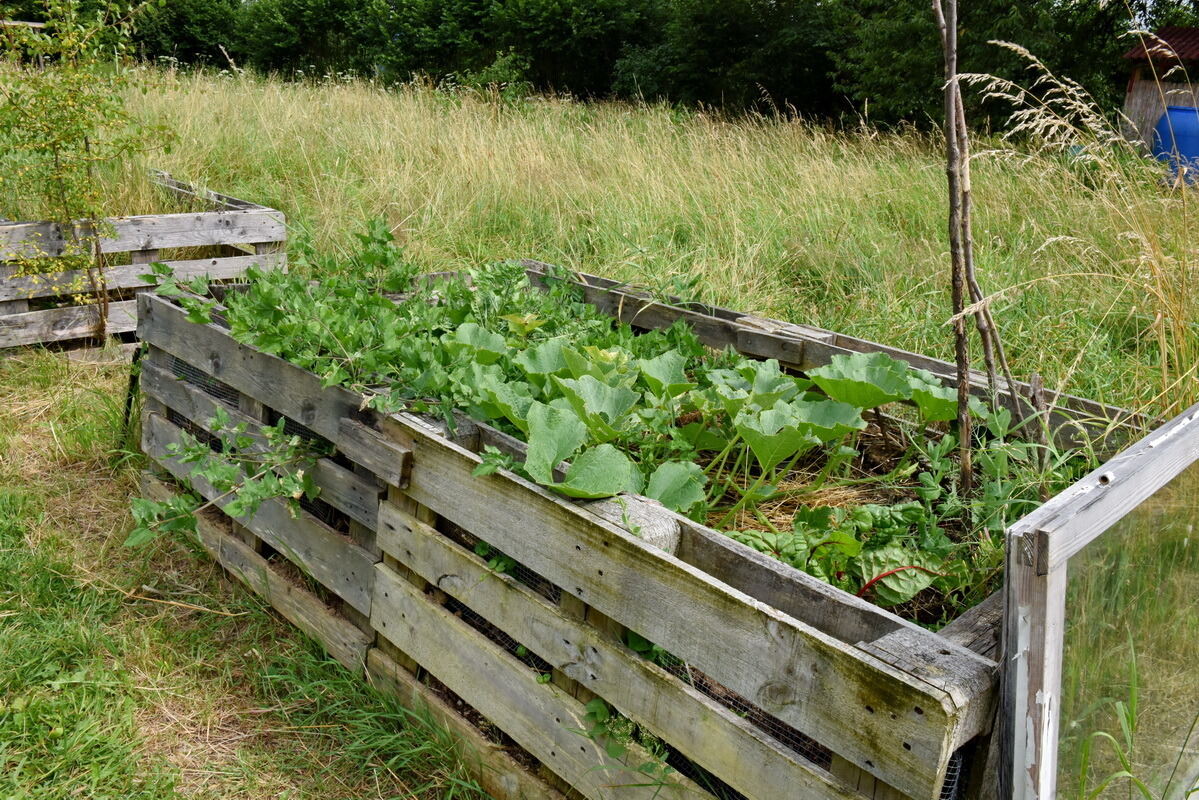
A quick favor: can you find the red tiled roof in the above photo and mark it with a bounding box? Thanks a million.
[1124,27,1199,61]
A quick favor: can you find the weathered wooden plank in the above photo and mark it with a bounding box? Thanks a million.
[142,411,377,616]
[365,648,567,800]
[381,411,983,800]
[1019,401,1199,573]
[1,209,286,260]
[939,590,1002,661]
[0,253,285,302]
[337,418,412,489]
[1000,533,1067,800]
[140,358,384,531]
[138,293,363,443]
[0,299,136,348]
[378,503,866,800]
[371,562,700,800]
[142,473,371,671]
[149,169,268,212]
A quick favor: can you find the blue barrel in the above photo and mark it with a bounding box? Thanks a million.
[1152,105,1199,181]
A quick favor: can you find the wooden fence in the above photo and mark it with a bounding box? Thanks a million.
[0,172,284,350]
[137,276,1041,800]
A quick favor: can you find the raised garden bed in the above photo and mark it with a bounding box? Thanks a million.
[135,264,1143,800]
[0,171,285,350]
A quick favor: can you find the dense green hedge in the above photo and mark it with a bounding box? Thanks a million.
[12,0,1198,123]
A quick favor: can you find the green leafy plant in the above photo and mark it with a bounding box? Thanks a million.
[148,234,1094,618]
[0,0,172,327]
[126,405,323,548]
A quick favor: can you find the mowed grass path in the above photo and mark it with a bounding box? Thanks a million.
[0,352,483,799]
[105,69,1192,416]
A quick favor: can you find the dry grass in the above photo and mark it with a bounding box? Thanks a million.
[0,350,481,799]
[59,65,1188,416]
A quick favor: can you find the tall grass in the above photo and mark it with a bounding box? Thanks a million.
[1058,463,1199,798]
[71,65,1189,416]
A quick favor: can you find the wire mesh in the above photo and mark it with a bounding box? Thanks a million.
[442,594,554,675]
[165,408,222,452]
[277,414,333,452]
[650,651,833,771]
[939,746,968,800]
[296,493,351,533]
[437,520,562,604]
[168,356,240,407]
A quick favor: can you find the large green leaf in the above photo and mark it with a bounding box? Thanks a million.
[515,338,569,384]
[736,358,808,405]
[790,397,867,442]
[638,350,696,399]
[808,352,913,409]
[549,444,644,499]
[644,461,707,513]
[524,402,587,484]
[442,322,506,365]
[907,369,957,423]
[856,544,943,607]
[735,404,822,473]
[552,375,639,442]
[472,366,535,434]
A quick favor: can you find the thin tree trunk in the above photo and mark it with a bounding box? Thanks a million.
[933,0,973,492]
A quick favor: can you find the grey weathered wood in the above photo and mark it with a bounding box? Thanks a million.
[139,357,382,530]
[380,410,986,800]
[138,293,363,444]
[0,209,286,260]
[377,502,865,800]
[1018,401,1199,573]
[142,473,371,671]
[365,648,567,800]
[337,418,412,489]
[0,299,135,347]
[371,562,700,800]
[142,411,377,616]
[149,170,269,211]
[0,253,284,302]
[939,590,1002,661]
[1000,534,1067,800]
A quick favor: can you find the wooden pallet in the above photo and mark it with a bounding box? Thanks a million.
[137,287,1013,800]
[0,172,284,350]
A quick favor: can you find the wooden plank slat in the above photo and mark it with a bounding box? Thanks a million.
[377,502,865,800]
[138,293,361,443]
[337,418,412,489]
[1,209,286,259]
[142,411,377,616]
[939,591,1002,661]
[149,170,268,211]
[0,299,135,348]
[381,412,984,800]
[0,253,285,302]
[1020,401,1199,573]
[371,562,700,800]
[139,357,382,530]
[366,648,566,800]
[142,473,371,671]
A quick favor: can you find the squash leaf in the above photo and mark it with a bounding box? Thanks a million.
[549,444,643,498]
[645,461,707,513]
[442,322,506,365]
[524,402,587,484]
[808,352,913,409]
